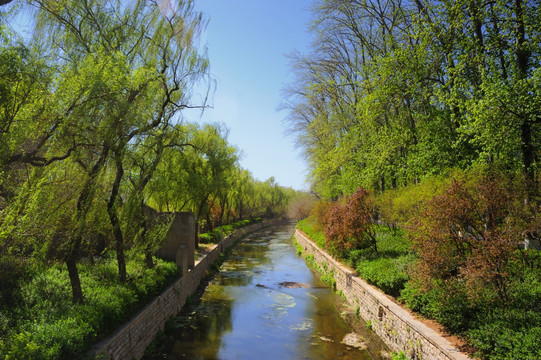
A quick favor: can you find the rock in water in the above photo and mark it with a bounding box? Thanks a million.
[341,332,367,349]
[278,281,309,288]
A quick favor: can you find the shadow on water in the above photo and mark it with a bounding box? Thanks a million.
[144,222,390,360]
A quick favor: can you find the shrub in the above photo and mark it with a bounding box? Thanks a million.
[309,200,333,232]
[399,281,431,314]
[409,172,520,301]
[468,313,541,360]
[466,270,541,359]
[391,351,409,360]
[198,232,215,243]
[297,217,326,248]
[323,188,376,256]
[0,255,34,310]
[356,256,411,297]
[400,279,476,333]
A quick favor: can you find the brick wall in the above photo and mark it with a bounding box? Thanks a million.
[92,219,278,360]
[294,229,472,360]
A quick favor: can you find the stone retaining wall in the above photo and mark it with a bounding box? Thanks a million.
[92,219,282,360]
[295,229,471,360]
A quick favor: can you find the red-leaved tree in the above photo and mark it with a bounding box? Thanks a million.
[411,174,519,300]
[324,188,377,256]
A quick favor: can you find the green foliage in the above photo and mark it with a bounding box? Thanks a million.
[0,255,34,311]
[297,217,326,248]
[391,351,409,360]
[351,226,413,297]
[375,174,451,227]
[467,269,541,360]
[400,257,541,358]
[468,312,541,360]
[293,236,304,256]
[284,0,541,200]
[198,218,262,243]
[303,176,541,359]
[0,252,178,360]
[301,252,336,290]
[356,257,410,297]
[300,214,414,297]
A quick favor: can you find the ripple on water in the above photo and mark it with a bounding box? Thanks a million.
[261,292,296,321]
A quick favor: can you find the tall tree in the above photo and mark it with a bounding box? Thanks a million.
[2,0,210,302]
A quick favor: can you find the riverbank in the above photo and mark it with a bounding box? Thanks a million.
[294,229,471,360]
[91,218,285,360]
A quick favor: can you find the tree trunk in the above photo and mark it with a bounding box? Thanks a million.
[515,0,536,200]
[66,146,110,303]
[108,153,127,282]
[145,248,154,268]
[66,245,84,304]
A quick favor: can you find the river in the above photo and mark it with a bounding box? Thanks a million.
[144,222,389,360]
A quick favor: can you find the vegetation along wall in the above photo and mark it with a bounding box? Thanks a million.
[295,229,471,360]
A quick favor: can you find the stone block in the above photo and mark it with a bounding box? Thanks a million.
[155,212,195,270]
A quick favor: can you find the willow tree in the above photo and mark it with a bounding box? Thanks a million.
[1,0,209,303]
[147,123,239,246]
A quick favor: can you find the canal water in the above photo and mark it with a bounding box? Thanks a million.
[145,222,389,360]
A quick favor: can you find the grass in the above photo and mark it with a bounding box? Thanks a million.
[296,217,325,248]
[349,227,415,297]
[0,251,179,360]
[198,218,262,244]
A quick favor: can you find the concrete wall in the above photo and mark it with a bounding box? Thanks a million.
[155,212,195,271]
[143,207,196,272]
[294,229,472,360]
[92,219,279,360]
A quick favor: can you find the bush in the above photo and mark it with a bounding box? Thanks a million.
[409,172,520,301]
[466,270,541,359]
[323,188,376,256]
[357,256,411,297]
[297,217,326,248]
[198,232,215,243]
[347,226,414,297]
[399,279,476,334]
[309,200,333,232]
[0,255,34,310]
[375,174,450,227]
[391,351,410,360]
[199,217,261,244]
[468,315,541,360]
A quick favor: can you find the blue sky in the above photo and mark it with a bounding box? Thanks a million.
[187,0,314,190]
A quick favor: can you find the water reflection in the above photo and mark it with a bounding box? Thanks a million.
[145,223,389,360]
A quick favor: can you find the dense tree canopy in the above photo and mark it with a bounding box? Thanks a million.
[284,0,541,199]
